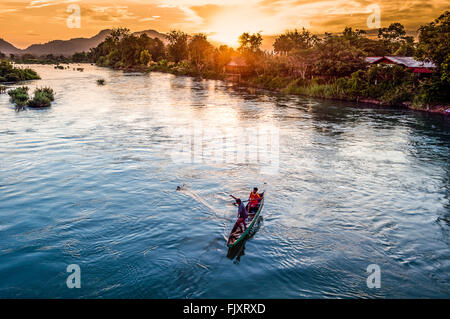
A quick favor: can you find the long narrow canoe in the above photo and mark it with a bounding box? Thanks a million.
[227,192,264,248]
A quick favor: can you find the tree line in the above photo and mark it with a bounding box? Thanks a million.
[77,11,447,108]
[2,11,448,109]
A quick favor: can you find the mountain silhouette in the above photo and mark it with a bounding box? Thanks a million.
[0,29,167,57]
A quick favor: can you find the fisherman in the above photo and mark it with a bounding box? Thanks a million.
[235,198,248,232]
[248,187,261,214]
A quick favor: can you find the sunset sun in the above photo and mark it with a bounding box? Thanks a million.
[206,11,265,47]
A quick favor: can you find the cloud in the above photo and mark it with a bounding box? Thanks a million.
[139,16,160,22]
[83,5,136,22]
[26,0,78,9]
[0,8,18,13]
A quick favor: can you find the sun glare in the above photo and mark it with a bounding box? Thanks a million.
[209,30,241,47]
[206,10,268,47]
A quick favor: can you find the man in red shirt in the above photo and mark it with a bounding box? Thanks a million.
[248,187,261,214]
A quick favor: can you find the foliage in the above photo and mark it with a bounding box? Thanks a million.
[8,86,55,108]
[282,64,417,105]
[72,51,90,63]
[13,54,71,65]
[144,37,166,62]
[139,49,151,66]
[27,87,55,108]
[0,59,40,82]
[89,28,167,68]
[312,36,367,78]
[237,32,264,75]
[215,45,235,71]
[287,48,315,79]
[238,33,263,53]
[249,74,294,90]
[339,65,415,104]
[341,27,388,56]
[273,28,318,54]
[27,91,51,107]
[377,23,416,55]
[416,11,450,81]
[414,75,449,107]
[188,34,214,73]
[36,87,55,101]
[167,30,189,63]
[8,86,29,106]
[378,23,407,41]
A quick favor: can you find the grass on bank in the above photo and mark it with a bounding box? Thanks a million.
[244,64,447,109]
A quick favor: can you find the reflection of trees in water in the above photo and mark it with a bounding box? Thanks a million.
[189,78,210,108]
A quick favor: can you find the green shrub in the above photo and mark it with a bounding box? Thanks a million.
[171,61,194,75]
[34,87,55,101]
[96,56,106,66]
[0,60,40,82]
[27,91,51,108]
[158,59,168,67]
[380,84,413,105]
[6,73,20,82]
[8,86,29,106]
[283,78,310,94]
[7,86,55,108]
[27,87,54,108]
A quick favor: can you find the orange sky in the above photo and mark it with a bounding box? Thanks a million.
[0,0,448,48]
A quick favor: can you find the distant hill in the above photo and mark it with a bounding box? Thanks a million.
[0,29,167,57]
[23,29,113,56]
[132,30,167,43]
[0,38,21,55]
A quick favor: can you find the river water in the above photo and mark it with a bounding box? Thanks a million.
[0,64,449,298]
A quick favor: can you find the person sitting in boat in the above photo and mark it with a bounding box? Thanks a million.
[248,187,261,214]
[235,198,248,233]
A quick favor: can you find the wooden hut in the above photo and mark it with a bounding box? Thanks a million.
[365,56,436,75]
[224,57,248,82]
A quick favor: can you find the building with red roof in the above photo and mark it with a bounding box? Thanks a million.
[365,56,436,74]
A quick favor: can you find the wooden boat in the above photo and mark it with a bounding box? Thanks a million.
[227,192,264,248]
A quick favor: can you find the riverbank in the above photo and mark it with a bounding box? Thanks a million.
[0,59,40,83]
[239,73,450,116]
[139,64,450,116]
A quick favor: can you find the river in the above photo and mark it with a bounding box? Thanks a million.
[0,64,449,298]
